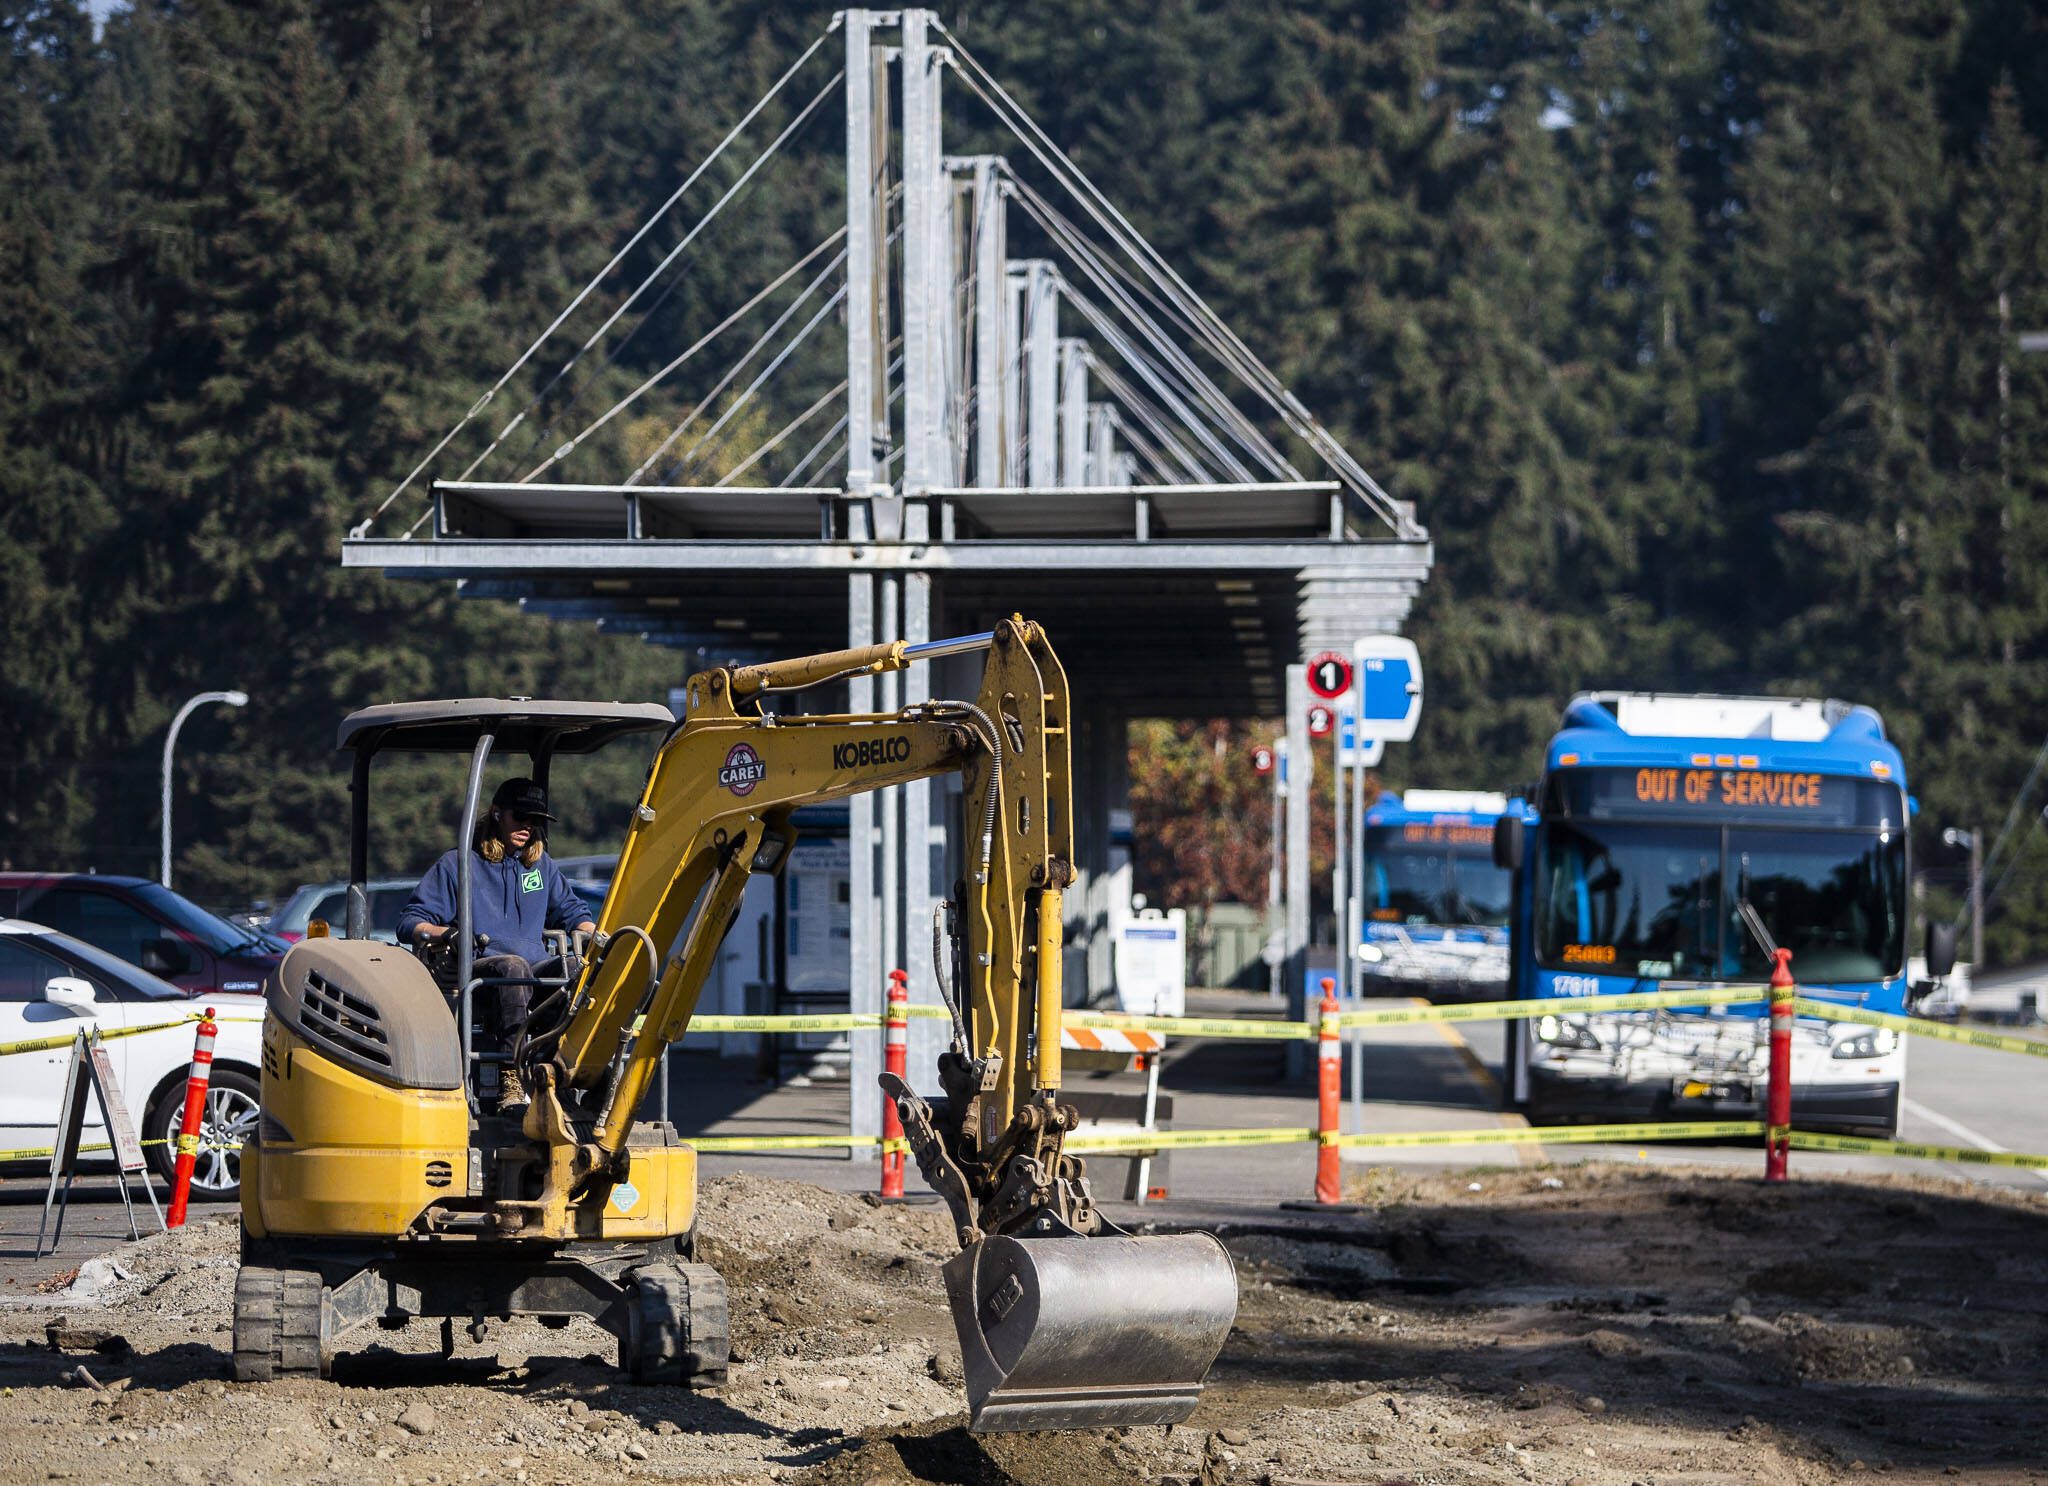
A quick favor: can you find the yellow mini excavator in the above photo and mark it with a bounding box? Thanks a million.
[237,617,1237,1430]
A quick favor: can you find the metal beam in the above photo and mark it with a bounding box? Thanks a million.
[1024,260,1059,488]
[969,158,1006,488]
[900,9,941,530]
[844,11,888,512]
[1058,339,1088,487]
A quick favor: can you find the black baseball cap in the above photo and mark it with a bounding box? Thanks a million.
[491,777,555,821]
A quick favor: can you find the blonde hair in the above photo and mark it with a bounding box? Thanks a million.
[475,820,544,869]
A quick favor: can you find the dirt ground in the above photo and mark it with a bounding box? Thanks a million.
[0,1165,2043,1485]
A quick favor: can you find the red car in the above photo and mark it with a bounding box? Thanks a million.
[0,874,285,998]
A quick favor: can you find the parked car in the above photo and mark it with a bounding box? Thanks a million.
[0,918,264,1199]
[269,877,416,944]
[0,875,285,998]
[553,854,618,911]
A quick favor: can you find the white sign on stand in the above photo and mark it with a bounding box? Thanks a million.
[1114,909,1187,1018]
[37,1029,164,1257]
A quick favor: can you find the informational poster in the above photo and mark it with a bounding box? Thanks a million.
[784,837,852,993]
[1114,909,1187,1018]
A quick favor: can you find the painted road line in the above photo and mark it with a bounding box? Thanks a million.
[1903,1096,2048,1188]
[1419,1012,1539,1166]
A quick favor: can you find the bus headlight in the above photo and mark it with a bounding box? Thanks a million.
[1537,1014,1600,1051]
[1356,943,1384,965]
[1831,1027,1899,1059]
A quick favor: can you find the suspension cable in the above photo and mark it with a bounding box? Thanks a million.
[935,23,1410,532]
[624,248,848,486]
[716,376,847,487]
[469,68,845,487]
[654,283,848,486]
[518,227,848,483]
[1009,175,1300,479]
[354,24,838,536]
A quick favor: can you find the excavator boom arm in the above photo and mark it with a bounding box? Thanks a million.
[532,617,1234,1432]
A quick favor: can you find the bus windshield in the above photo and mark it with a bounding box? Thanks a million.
[1535,821,1904,982]
[1363,827,1511,929]
[1727,828,1904,983]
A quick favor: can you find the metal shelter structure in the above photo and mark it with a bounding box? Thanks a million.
[342,9,1432,1142]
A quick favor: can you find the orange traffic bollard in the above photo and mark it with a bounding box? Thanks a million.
[167,1007,219,1228]
[881,969,909,1199]
[1764,948,1794,1182]
[1315,978,1342,1204]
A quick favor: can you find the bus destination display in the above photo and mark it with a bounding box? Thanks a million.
[1548,766,1899,829]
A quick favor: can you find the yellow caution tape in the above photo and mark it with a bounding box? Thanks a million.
[689,1013,880,1034]
[0,1136,178,1161]
[1063,1012,1315,1040]
[679,1005,953,1035]
[1787,1131,2048,1169]
[1331,1119,1765,1150]
[0,1014,204,1058]
[1335,986,1763,1029]
[1790,999,2048,1059]
[1064,1126,1317,1153]
[685,1133,886,1152]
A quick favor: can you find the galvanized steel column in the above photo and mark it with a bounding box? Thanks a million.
[847,574,881,1150]
[1058,339,1089,487]
[972,159,1007,488]
[1285,662,1313,1076]
[1025,261,1059,488]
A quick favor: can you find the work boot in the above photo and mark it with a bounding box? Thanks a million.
[499,1066,531,1111]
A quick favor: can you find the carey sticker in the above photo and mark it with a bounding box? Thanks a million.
[719,742,767,796]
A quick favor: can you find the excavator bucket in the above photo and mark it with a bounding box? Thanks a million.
[943,1224,1238,1432]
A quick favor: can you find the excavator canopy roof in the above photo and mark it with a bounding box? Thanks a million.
[338,699,675,758]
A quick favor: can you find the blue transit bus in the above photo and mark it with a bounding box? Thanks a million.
[1494,693,1952,1138]
[1356,790,1524,1001]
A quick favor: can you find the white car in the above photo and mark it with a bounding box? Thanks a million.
[0,918,264,1200]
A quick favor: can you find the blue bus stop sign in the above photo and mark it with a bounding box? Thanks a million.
[1352,637,1423,742]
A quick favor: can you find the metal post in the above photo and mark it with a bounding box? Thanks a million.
[1267,738,1286,1001]
[1058,338,1088,487]
[879,574,902,991]
[1285,665,1312,1075]
[159,689,247,888]
[844,10,883,506]
[971,158,1006,488]
[847,576,882,1148]
[455,730,496,1098]
[1333,714,1348,1012]
[900,9,938,525]
[1025,261,1059,488]
[1003,265,1026,485]
[1087,402,1117,487]
[347,749,372,940]
[1350,747,1367,997]
[1970,827,1984,972]
[901,572,943,1087]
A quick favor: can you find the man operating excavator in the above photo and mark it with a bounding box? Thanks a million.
[397,776,595,1106]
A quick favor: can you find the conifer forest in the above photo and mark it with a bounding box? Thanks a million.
[4,1,2047,963]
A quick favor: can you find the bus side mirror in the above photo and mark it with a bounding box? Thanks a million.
[1925,920,1957,980]
[1492,816,1524,873]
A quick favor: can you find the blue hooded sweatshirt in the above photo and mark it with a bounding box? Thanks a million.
[398,848,592,963]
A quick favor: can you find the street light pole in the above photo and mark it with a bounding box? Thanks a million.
[161,689,249,889]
